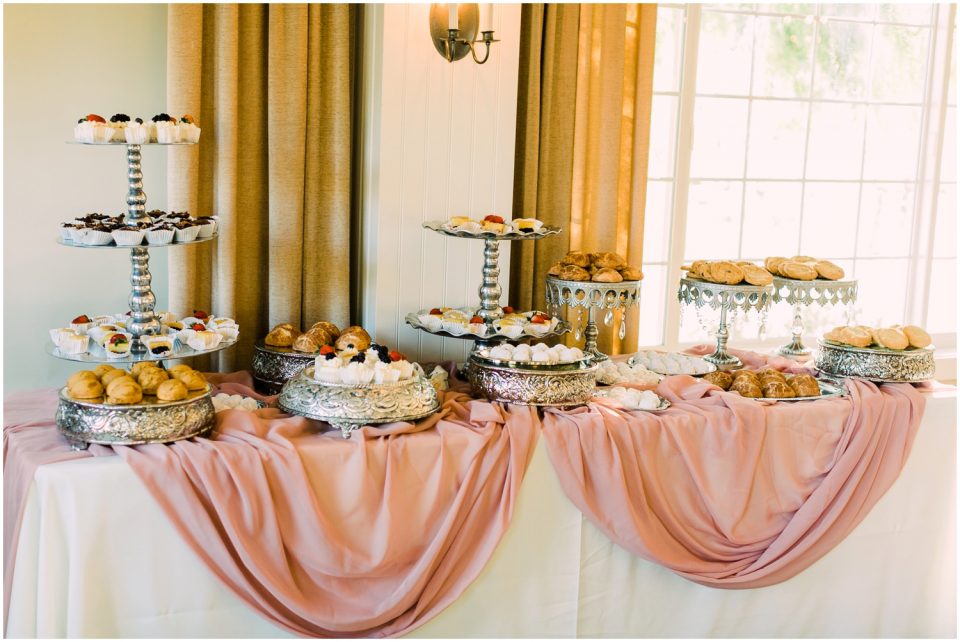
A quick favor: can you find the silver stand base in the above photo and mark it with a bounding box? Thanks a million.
[702,350,742,370]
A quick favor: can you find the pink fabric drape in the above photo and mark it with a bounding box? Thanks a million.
[542,349,926,588]
[3,374,539,638]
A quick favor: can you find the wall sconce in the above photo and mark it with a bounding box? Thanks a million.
[429,4,499,64]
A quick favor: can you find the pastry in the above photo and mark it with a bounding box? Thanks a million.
[310,321,341,339]
[787,374,820,397]
[592,267,624,283]
[558,265,590,281]
[740,264,774,286]
[138,367,170,394]
[166,364,194,378]
[547,262,563,276]
[187,330,222,351]
[105,375,136,395]
[764,257,787,275]
[791,255,817,263]
[129,361,158,378]
[450,215,474,227]
[179,114,201,143]
[511,218,543,233]
[102,332,132,356]
[306,327,333,346]
[813,260,844,281]
[100,368,129,386]
[58,332,90,355]
[902,325,932,349]
[265,324,300,348]
[761,379,796,399]
[618,266,644,281]
[560,251,591,268]
[106,379,143,405]
[176,370,207,392]
[481,215,507,234]
[779,261,818,281]
[93,364,118,378]
[702,371,733,390]
[156,378,188,401]
[592,252,628,270]
[68,377,103,400]
[67,370,98,387]
[293,333,322,353]
[708,261,745,285]
[875,327,909,350]
[730,375,762,398]
[142,335,174,357]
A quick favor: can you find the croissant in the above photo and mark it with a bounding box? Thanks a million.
[762,379,795,399]
[730,375,762,398]
[702,371,733,390]
[306,327,333,347]
[156,378,188,402]
[787,374,820,397]
[547,262,563,276]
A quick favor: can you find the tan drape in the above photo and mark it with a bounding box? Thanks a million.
[511,3,657,355]
[166,4,356,371]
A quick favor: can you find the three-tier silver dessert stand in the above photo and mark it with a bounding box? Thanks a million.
[678,277,773,369]
[771,277,858,357]
[544,277,641,361]
[52,139,230,448]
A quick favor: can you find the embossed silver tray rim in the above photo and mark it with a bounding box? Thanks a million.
[815,339,936,383]
[467,355,599,407]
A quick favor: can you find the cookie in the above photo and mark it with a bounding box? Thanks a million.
[780,261,817,281]
[902,325,932,349]
[708,261,745,285]
[813,260,844,280]
[740,264,773,286]
[875,327,909,350]
[764,256,787,276]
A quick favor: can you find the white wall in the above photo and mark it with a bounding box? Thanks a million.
[4,4,168,392]
[361,4,522,364]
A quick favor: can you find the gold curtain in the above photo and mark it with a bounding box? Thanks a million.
[511,3,657,354]
[166,3,357,371]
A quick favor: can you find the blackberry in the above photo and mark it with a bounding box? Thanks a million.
[350,352,366,363]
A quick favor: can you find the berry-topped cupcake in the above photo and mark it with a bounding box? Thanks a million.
[151,113,179,143]
[179,114,201,143]
[74,114,112,143]
[125,117,150,145]
[108,114,130,142]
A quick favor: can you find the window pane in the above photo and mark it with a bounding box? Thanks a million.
[862,105,922,180]
[649,95,679,179]
[654,7,685,93]
[853,258,909,327]
[805,102,866,179]
[741,181,803,257]
[767,4,816,14]
[870,25,930,103]
[814,21,872,100]
[691,97,749,178]
[746,99,808,178]
[685,181,744,259]
[933,184,956,258]
[940,106,955,183]
[876,4,933,25]
[697,11,754,95]
[857,183,916,257]
[820,4,877,20]
[643,181,673,263]
[926,258,956,334]
[800,182,860,257]
[752,16,815,98]
[638,264,666,346]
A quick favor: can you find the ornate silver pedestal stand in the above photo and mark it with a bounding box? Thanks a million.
[544,276,641,361]
[678,277,772,370]
[771,277,858,357]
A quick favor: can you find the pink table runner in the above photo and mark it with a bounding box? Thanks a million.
[542,348,926,588]
[4,371,540,637]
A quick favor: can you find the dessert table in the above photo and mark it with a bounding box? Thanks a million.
[4,369,955,637]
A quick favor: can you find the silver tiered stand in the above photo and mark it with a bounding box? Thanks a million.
[771,277,858,357]
[406,223,571,349]
[53,140,228,449]
[678,277,772,370]
[544,277,641,361]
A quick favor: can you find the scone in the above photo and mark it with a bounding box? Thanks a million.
[558,265,590,281]
[166,364,194,378]
[138,367,170,394]
[106,379,143,405]
[67,370,99,388]
[591,252,628,270]
[265,325,299,347]
[559,251,591,268]
[156,378,188,402]
[592,267,624,283]
[813,260,844,280]
[130,361,159,378]
[93,364,118,378]
[68,377,104,400]
[902,325,932,349]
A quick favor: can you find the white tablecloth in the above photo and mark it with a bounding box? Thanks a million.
[7,389,955,638]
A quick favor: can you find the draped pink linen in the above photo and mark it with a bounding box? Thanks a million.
[541,349,926,588]
[3,375,540,638]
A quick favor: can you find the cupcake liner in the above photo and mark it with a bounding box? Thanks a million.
[497,324,525,339]
[92,126,114,143]
[58,226,75,242]
[81,229,114,246]
[70,321,95,333]
[173,225,199,243]
[175,328,197,345]
[111,228,145,246]
[110,125,127,142]
[155,124,181,143]
[49,328,74,346]
[59,333,90,355]
[124,125,150,145]
[102,332,133,357]
[142,335,174,357]
[187,331,222,351]
[216,326,239,342]
[417,314,443,332]
[180,124,201,143]
[74,122,96,143]
[67,227,86,243]
[145,228,175,245]
[195,220,216,238]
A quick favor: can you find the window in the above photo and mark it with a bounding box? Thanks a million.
[641,3,956,350]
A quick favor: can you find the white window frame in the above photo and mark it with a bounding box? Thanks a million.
[647,3,956,378]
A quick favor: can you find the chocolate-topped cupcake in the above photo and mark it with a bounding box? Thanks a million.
[145,222,175,245]
[194,216,217,238]
[172,218,200,243]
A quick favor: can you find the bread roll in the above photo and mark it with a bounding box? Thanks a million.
[730,375,762,398]
[335,327,372,353]
[558,265,590,281]
[177,370,207,391]
[702,371,733,390]
[292,333,321,353]
[166,364,193,378]
[788,374,820,397]
[560,251,591,268]
[902,325,932,349]
[138,367,169,394]
[106,379,142,405]
[156,378,188,402]
[592,252,628,270]
[265,325,299,348]
[592,267,624,283]
[310,321,340,339]
[68,377,103,400]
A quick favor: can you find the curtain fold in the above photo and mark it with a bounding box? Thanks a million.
[167,3,356,371]
[511,3,657,355]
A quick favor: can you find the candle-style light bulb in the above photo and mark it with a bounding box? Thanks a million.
[480,3,493,32]
[448,4,458,31]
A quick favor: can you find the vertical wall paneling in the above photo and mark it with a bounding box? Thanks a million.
[361,4,523,363]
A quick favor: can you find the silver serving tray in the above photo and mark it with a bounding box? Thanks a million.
[56,233,218,249]
[591,388,671,412]
[466,355,598,407]
[544,276,642,289]
[47,336,236,364]
[278,367,441,438]
[628,351,718,376]
[748,377,846,403]
[815,339,936,383]
[56,384,215,449]
[251,340,318,394]
[405,312,571,341]
[423,220,561,241]
[471,351,593,371]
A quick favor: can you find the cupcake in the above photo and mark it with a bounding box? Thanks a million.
[145,223,175,245]
[440,309,470,334]
[175,328,197,345]
[81,224,114,246]
[187,330,222,351]
[124,117,150,145]
[179,114,201,143]
[524,313,554,336]
[173,220,199,243]
[49,327,75,346]
[73,114,111,143]
[59,222,80,242]
[108,114,130,142]
[194,216,217,238]
[70,314,95,333]
[58,332,90,355]
[111,227,145,246]
[495,317,525,339]
[216,326,239,342]
[101,332,133,358]
[510,218,543,234]
[141,335,174,358]
[152,113,179,143]
[207,317,237,330]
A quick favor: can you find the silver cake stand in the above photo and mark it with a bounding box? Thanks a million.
[678,277,772,369]
[771,277,858,357]
[544,276,641,361]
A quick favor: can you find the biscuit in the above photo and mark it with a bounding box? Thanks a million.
[813,260,844,280]
[902,325,932,349]
[764,256,787,275]
[875,327,909,351]
[780,261,818,281]
[741,264,773,286]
